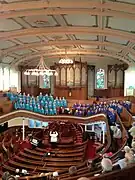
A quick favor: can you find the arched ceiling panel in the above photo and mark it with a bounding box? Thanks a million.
[0,0,134,66]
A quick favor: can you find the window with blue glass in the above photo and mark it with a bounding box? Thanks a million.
[43,75,50,88]
[96,69,105,89]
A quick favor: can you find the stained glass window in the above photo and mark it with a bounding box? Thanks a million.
[96,69,105,89]
[43,75,50,88]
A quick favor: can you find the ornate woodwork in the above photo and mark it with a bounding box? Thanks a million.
[54,61,87,87]
[107,64,128,88]
[54,61,88,99]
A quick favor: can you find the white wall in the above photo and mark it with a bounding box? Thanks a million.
[124,65,135,96]
[0,64,21,92]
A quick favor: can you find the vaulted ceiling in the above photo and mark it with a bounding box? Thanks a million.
[0,0,135,67]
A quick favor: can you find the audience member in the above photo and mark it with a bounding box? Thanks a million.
[50,131,58,143]
[110,125,122,139]
[124,146,134,164]
[131,141,135,154]
[69,166,77,176]
[53,171,59,177]
[6,176,16,180]
[101,155,113,173]
[113,151,127,169]
[2,171,10,180]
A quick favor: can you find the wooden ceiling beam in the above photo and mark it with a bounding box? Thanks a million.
[11,49,131,66]
[0,0,135,13]
[0,8,135,20]
[0,27,134,42]
[2,40,133,57]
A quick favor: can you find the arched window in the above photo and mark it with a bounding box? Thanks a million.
[43,75,50,88]
[96,69,105,89]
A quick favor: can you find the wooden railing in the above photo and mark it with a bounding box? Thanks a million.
[89,164,135,180]
[110,113,128,160]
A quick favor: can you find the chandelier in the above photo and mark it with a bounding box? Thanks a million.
[24,56,58,76]
[59,49,73,64]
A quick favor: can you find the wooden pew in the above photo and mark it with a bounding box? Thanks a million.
[19,151,83,162]
[120,107,133,127]
[110,113,128,160]
[89,164,135,180]
[24,148,85,158]
[8,160,67,172]
[13,155,82,167]
[130,103,135,115]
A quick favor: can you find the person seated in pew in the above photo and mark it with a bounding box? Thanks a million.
[110,125,122,139]
[43,152,51,158]
[53,171,59,178]
[87,159,96,171]
[6,176,16,180]
[101,154,113,173]
[113,151,127,170]
[2,171,10,180]
[69,166,77,176]
[124,146,135,164]
[131,141,135,154]
[15,169,20,178]
[21,169,29,176]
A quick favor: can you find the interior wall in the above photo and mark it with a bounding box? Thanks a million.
[124,65,135,96]
[0,64,21,92]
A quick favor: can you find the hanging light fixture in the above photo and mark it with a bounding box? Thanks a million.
[59,49,73,64]
[24,56,58,76]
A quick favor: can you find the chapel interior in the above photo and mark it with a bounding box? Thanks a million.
[1,1,135,180]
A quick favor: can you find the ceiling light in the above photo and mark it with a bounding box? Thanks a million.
[59,49,73,64]
[24,56,57,76]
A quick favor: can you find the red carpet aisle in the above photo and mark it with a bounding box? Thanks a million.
[86,140,96,160]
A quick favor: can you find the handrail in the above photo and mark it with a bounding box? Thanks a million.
[0,110,106,124]
[0,110,111,152]
[110,112,128,159]
[0,110,112,180]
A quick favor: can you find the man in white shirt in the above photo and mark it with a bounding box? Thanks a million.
[50,131,58,143]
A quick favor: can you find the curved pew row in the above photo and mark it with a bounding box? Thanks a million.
[6,113,127,179]
[1,111,127,180]
[0,111,111,177]
[1,110,127,179]
[0,110,111,154]
[56,112,128,180]
[1,110,126,179]
[120,106,133,127]
[89,164,135,180]
[110,112,128,160]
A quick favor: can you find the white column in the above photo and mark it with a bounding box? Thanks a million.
[102,123,105,144]
[22,118,25,141]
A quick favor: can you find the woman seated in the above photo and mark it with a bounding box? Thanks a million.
[124,146,134,164]
[101,154,113,173]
